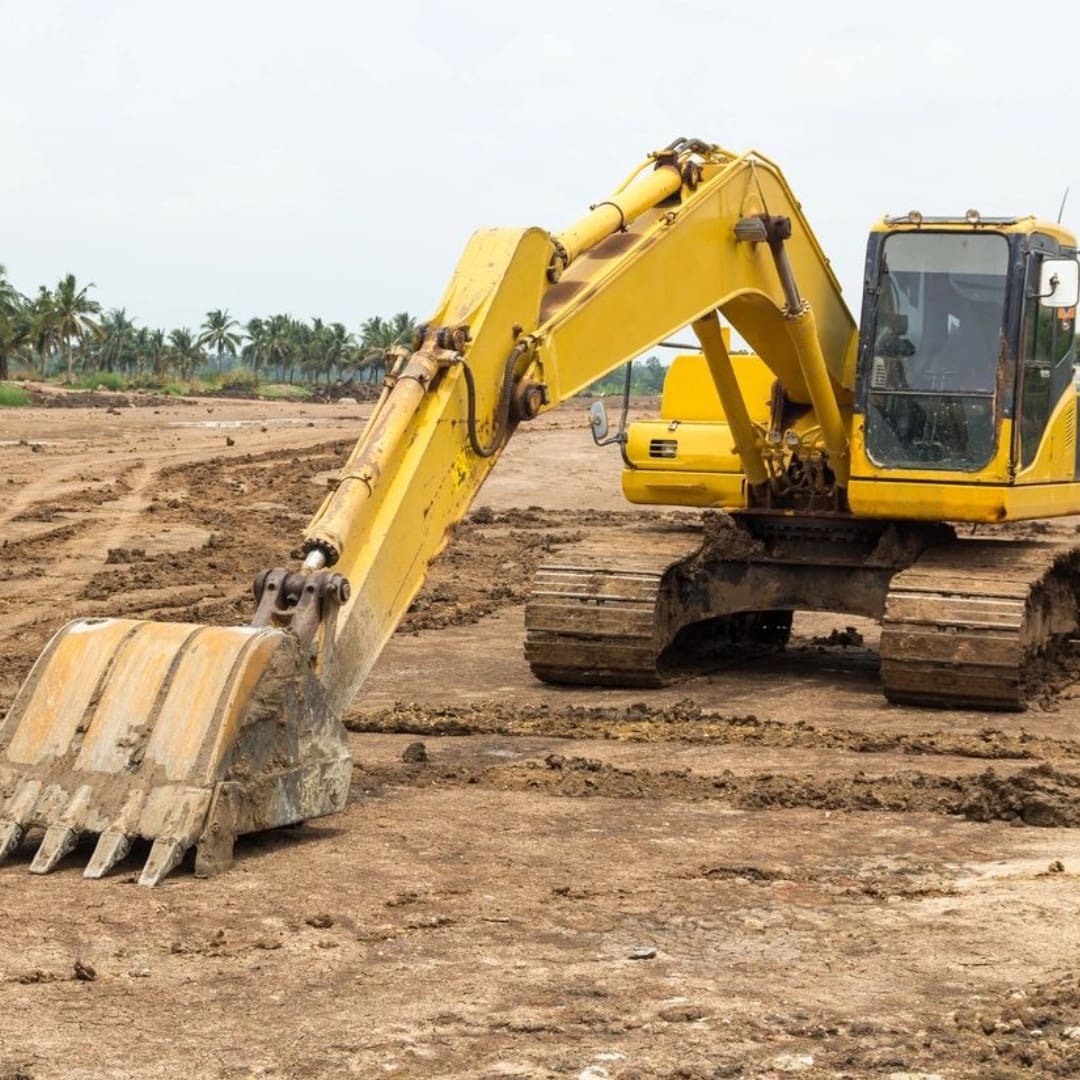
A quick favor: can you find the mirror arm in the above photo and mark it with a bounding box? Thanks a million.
[589,362,636,470]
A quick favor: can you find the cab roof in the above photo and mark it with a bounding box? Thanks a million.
[871,214,1076,249]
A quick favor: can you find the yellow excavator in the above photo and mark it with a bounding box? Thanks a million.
[2,139,1079,884]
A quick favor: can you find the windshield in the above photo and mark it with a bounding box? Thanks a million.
[865,232,1008,470]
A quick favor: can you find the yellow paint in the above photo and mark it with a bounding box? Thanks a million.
[1016,386,1078,486]
[871,214,1075,248]
[848,477,1080,522]
[849,419,1013,485]
[692,312,768,487]
[659,352,773,424]
[6,619,137,765]
[142,626,274,782]
[622,468,747,508]
[75,622,200,774]
[625,420,744,476]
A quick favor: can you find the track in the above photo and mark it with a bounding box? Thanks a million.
[524,523,706,686]
[527,518,1080,711]
[881,538,1080,710]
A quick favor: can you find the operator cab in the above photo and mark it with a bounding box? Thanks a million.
[855,215,1079,483]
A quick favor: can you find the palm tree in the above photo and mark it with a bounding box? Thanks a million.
[325,322,356,383]
[0,265,27,380]
[304,318,341,385]
[198,309,241,373]
[360,311,417,383]
[167,327,203,380]
[292,319,316,383]
[51,274,102,382]
[263,315,297,381]
[0,311,27,381]
[147,328,167,378]
[98,308,137,373]
[28,287,61,376]
[242,317,268,375]
[0,264,21,319]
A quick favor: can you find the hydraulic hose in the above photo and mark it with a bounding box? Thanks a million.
[461,341,528,458]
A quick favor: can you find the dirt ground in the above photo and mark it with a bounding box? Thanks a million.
[4,390,1080,1079]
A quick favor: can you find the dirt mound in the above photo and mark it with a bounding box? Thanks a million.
[954,972,1080,1074]
[74,442,351,621]
[958,763,1080,827]
[26,388,183,409]
[307,381,382,403]
[401,506,664,633]
[358,738,1080,827]
[349,699,1080,762]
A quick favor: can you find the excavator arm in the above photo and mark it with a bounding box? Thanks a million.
[0,139,858,883]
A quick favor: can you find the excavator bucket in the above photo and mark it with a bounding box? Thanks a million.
[0,618,351,885]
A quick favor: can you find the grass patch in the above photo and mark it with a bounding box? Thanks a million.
[0,383,30,407]
[70,370,126,391]
[258,383,311,400]
[219,369,260,392]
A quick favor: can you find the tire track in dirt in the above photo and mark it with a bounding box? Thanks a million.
[1,462,153,628]
[0,453,128,532]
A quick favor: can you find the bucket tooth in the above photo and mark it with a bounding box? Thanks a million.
[29,825,78,875]
[84,832,131,879]
[0,779,42,833]
[0,821,24,865]
[138,839,185,887]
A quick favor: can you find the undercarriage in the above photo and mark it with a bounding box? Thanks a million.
[524,512,1080,710]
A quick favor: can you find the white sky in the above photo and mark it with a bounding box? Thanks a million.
[1,0,1077,336]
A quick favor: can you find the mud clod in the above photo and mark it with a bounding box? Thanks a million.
[401,741,428,764]
[105,546,145,564]
[810,626,865,648]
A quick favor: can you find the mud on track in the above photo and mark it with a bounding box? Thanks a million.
[6,397,1080,1078]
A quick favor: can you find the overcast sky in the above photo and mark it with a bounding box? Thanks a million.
[1,0,1077,337]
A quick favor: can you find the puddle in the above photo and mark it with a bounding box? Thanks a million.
[166,418,316,430]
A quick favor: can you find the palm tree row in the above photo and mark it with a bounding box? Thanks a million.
[0,269,103,382]
[0,266,418,385]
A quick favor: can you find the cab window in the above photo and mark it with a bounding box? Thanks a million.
[1018,255,1077,469]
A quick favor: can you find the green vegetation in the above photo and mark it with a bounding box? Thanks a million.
[0,262,419,390]
[256,383,312,400]
[585,356,669,396]
[0,383,29,406]
[71,370,126,391]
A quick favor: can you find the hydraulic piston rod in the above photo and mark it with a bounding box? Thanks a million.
[548,159,683,280]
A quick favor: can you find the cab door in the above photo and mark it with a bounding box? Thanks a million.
[1015,251,1079,480]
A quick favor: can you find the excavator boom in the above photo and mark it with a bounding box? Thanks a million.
[0,139,861,882]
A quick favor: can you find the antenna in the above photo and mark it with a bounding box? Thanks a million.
[1057,186,1070,224]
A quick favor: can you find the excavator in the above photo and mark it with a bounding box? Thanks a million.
[2,139,1079,885]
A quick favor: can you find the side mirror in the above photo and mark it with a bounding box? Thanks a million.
[588,399,609,444]
[1038,258,1080,308]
